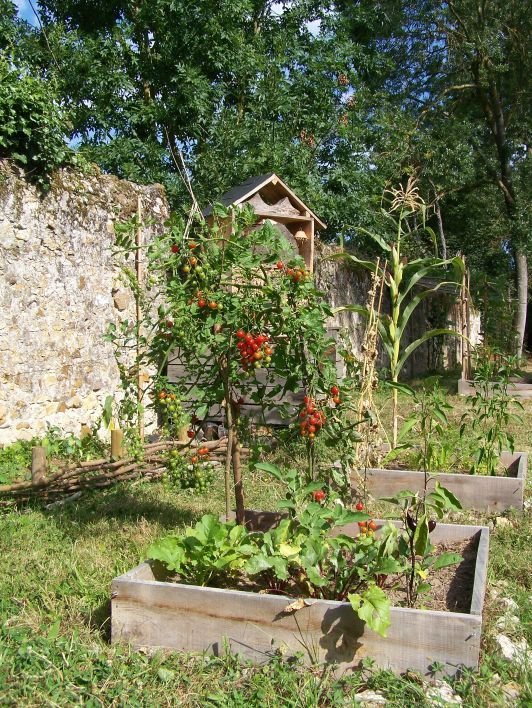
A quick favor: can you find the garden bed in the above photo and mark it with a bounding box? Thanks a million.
[355,451,527,512]
[111,519,489,677]
[458,376,532,399]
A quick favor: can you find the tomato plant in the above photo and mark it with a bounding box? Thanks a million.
[109,204,342,521]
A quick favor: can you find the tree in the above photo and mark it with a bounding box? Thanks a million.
[33,0,396,239]
[333,0,531,354]
[0,0,71,186]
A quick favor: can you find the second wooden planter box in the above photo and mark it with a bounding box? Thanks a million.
[111,521,488,677]
[354,451,527,512]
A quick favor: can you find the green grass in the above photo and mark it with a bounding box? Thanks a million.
[0,439,34,484]
[0,379,531,705]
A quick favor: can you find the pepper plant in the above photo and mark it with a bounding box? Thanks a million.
[381,380,463,605]
[460,347,523,474]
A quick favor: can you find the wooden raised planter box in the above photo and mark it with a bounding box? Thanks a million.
[458,376,532,399]
[355,451,528,512]
[111,520,489,677]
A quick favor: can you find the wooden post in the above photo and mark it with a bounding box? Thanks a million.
[460,257,468,380]
[111,429,124,460]
[136,196,145,443]
[31,446,47,485]
[465,268,472,379]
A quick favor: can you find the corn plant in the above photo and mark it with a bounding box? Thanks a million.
[330,185,464,447]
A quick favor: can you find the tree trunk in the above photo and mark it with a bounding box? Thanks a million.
[514,249,528,358]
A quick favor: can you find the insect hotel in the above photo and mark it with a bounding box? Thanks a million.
[201,172,325,271]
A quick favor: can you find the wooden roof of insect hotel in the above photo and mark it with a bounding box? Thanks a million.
[203,173,326,272]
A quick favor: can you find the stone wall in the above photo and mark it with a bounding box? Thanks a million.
[0,162,169,445]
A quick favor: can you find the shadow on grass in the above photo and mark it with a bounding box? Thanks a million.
[41,485,199,534]
[405,369,461,395]
[88,598,112,643]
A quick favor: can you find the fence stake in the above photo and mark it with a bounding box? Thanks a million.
[31,446,47,485]
[111,429,124,460]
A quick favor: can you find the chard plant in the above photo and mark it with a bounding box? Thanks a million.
[460,348,523,475]
[329,180,464,447]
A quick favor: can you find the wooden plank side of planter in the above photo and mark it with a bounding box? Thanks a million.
[470,528,489,616]
[111,566,481,676]
[354,452,527,512]
[111,522,488,676]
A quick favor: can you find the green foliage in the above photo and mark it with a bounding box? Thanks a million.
[0,55,71,187]
[381,484,462,606]
[148,514,256,586]
[460,348,524,475]
[331,198,464,446]
[391,378,454,474]
[0,438,34,484]
[41,424,108,462]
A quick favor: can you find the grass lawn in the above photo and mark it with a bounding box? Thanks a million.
[0,381,531,706]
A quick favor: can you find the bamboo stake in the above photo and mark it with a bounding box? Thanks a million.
[230,400,245,524]
[461,257,467,379]
[136,195,145,443]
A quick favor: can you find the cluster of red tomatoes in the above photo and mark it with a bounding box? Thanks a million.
[330,385,341,405]
[190,446,210,465]
[355,502,378,536]
[192,290,222,312]
[235,330,273,370]
[275,261,309,284]
[298,396,327,440]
